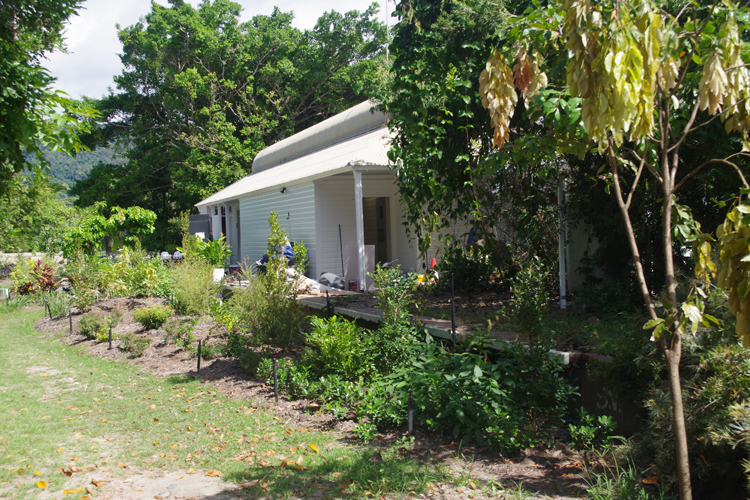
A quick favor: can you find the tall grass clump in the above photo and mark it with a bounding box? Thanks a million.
[171,260,222,316]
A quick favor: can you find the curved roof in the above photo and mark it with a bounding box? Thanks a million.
[196,125,392,207]
[251,101,387,174]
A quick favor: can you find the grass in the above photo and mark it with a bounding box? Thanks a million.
[0,307,507,500]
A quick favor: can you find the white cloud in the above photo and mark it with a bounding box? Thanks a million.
[45,0,396,100]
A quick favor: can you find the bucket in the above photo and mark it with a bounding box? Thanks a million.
[348,280,357,291]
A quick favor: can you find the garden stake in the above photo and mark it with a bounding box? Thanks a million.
[45,299,50,319]
[69,310,72,334]
[273,359,279,403]
[408,390,413,435]
[108,325,112,350]
[451,273,456,343]
[197,340,202,373]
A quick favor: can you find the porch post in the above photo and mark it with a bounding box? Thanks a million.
[353,169,366,291]
[222,203,231,261]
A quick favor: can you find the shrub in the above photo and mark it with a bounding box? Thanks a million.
[165,318,196,349]
[507,256,550,348]
[119,333,152,357]
[172,260,222,315]
[301,316,373,380]
[569,408,618,452]
[229,212,310,348]
[11,258,58,295]
[239,351,262,374]
[79,312,106,340]
[369,266,420,373]
[133,305,172,330]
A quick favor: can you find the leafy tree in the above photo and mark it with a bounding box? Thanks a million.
[0,0,97,194]
[73,0,388,247]
[0,168,75,252]
[477,0,750,497]
[385,0,560,278]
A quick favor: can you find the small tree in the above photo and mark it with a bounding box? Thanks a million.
[478,1,750,498]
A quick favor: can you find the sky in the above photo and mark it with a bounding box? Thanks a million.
[45,0,397,100]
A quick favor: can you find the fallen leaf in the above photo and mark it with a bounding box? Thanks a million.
[81,496,92,500]
[643,476,660,485]
[63,488,84,494]
[258,460,269,467]
[153,441,160,446]
[187,469,198,474]
[40,374,52,377]
[308,444,319,454]
[206,470,221,477]
[151,418,159,422]
[296,456,304,466]
[92,479,106,487]
[60,468,72,477]
[333,472,342,478]
[117,463,127,468]
[57,448,63,452]
[102,419,107,423]
[34,471,41,476]
[37,480,47,489]
[290,464,306,470]
[469,480,476,490]
[40,415,50,420]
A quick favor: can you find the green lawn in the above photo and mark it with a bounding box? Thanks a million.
[0,308,476,500]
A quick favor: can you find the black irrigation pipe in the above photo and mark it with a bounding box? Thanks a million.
[108,325,112,350]
[273,359,279,403]
[408,389,414,435]
[197,340,202,373]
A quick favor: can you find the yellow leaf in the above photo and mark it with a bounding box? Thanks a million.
[91,479,106,487]
[160,453,165,458]
[63,488,84,494]
[37,480,47,489]
[151,418,159,422]
[308,444,319,453]
[206,470,221,477]
[118,463,127,468]
[34,471,41,476]
[169,444,177,449]
[81,496,92,500]
[40,374,52,377]
[153,441,160,446]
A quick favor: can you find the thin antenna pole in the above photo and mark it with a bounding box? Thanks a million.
[385,0,389,62]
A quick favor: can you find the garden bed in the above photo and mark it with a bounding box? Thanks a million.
[28,295,597,499]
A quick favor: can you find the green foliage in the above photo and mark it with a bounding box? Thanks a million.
[171,260,222,316]
[62,204,157,257]
[229,212,307,348]
[0,0,98,195]
[73,0,387,248]
[44,292,72,319]
[568,408,618,452]
[0,170,76,253]
[78,312,106,340]
[383,337,573,453]
[507,257,550,348]
[369,266,420,373]
[301,316,373,381]
[436,245,497,294]
[193,236,233,267]
[118,333,152,358]
[11,257,58,295]
[238,351,262,375]
[353,422,378,444]
[165,319,196,350]
[133,305,172,331]
[584,453,665,500]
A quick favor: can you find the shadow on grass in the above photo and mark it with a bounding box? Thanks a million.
[220,449,446,499]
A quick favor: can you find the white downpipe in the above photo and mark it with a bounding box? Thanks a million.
[558,176,567,309]
[353,170,366,290]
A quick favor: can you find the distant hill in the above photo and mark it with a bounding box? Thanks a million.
[31,146,125,189]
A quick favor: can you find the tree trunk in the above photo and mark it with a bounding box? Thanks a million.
[663,341,692,500]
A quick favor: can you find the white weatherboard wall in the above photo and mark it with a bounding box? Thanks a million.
[239,181,317,276]
[314,171,420,279]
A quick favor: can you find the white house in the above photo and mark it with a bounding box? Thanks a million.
[195,101,457,290]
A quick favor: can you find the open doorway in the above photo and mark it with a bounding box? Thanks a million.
[363,197,390,266]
